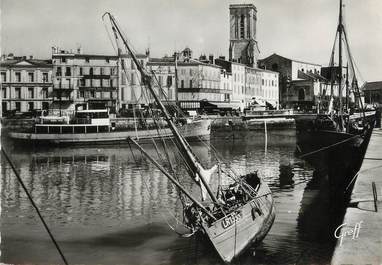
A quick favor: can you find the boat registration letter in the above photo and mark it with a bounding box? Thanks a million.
[222,211,242,229]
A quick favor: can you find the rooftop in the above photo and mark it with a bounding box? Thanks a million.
[260,53,322,67]
[362,81,382,91]
[229,4,257,11]
[0,57,52,68]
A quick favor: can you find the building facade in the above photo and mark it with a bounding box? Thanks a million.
[259,53,324,109]
[363,81,382,105]
[119,53,150,109]
[51,47,119,115]
[146,57,177,104]
[229,4,260,68]
[1,54,53,115]
[215,58,279,110]
[260,69,279,109]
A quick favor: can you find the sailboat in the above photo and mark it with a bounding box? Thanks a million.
[296,0,375,198]
[103,13,275,263]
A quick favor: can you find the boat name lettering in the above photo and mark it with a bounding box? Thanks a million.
[222,212,242,229]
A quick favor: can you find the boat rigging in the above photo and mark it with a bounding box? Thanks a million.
[102,12,275,263]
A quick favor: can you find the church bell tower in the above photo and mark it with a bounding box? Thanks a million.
[229,3,260,67]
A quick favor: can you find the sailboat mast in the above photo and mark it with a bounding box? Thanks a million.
[174,52,179,103]
[104,13,219,205]
[345,63,349,111]
[338,0,344,128]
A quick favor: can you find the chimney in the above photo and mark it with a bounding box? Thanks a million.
[219,56,226,60]
[22,56,27,60]
[209,54,214,64]
[29,55,33,60]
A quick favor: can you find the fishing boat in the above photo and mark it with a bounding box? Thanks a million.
[296,0,375,198]
[8,107,211,145]
[103,13,275,263]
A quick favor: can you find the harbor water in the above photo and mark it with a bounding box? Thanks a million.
[0,132,340,264]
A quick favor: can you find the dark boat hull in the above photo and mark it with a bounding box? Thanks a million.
[296,122,374,202]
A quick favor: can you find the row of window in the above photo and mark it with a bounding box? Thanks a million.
[54,78,116,88]
[2,101,49,112]
[1,71,49,83]
[233,73,244,83]
[262,79,277,87]
[77,91,116,99]
[2,87,48,99]
[57,57,111,64]
[55,66,117,77]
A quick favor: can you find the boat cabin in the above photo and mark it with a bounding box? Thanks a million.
[34,109,112,134]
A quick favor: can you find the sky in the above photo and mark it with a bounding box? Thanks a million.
[1,0,381,82]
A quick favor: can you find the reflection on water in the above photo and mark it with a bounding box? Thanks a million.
[1,133,339,265]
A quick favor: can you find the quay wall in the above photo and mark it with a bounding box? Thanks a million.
[331,128,382,265]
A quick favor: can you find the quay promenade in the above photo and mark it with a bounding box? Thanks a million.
[331,128,382,265]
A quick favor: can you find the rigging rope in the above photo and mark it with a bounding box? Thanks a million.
[1,148,69,265]
[297,133,360,159]
[126,141,194,233]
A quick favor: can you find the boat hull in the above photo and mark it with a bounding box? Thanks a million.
[296,123,374,198]
[8,119,211,145]
[203,182,275,263]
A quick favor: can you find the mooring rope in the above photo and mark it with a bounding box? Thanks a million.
[297,133,360,159]
[1,148,69,265]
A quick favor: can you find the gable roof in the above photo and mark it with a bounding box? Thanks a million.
[260,53,321,67]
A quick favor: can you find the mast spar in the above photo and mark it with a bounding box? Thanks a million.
[103,12,220,205]
[338,0,344,130]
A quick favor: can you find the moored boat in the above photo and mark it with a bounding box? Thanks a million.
[103,12,275,263]
[296,0,375,200]
[8,109,211,144]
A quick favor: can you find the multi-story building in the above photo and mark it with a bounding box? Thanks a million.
[0,54,53,115]
[51,47,119,115]
[245,67,262,105]
[260,69,279,109]
[176,59,222,109]
[119,52,150,109]
[259,53,324,109]
[148,49,230,112]
[146,56,177,105]
[220,68,233,102]
[215,58,279,110]
[229,4,259,67]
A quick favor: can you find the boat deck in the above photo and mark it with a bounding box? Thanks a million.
[331,127,382,265]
